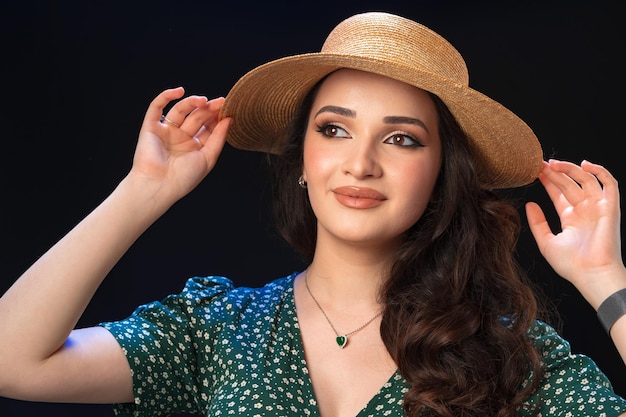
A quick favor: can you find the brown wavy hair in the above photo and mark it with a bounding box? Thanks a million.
[267,77,545,416]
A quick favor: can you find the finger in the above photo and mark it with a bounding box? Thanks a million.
[144,87,185,126]
[193,112,220,147]
[581,160,619,197]
[199,117,232,166]
[163,95,212,131]
[541,160,592,206]
[160,115,180,128]
[536,163,573,214]
[195,104,230,146]
[178,97,225,139]
[525,201,554,254]
[205,97,226,131]
[582,160,621,220]
[548,159,604,198]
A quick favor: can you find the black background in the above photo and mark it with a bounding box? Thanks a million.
[1,1,624,416]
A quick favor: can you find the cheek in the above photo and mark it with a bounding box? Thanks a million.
[302,138,335,181]
[400,160,441,214]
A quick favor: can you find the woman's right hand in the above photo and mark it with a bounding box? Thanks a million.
[130,87,232,203]
[0,88,232,403]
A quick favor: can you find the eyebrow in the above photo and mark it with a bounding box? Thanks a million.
[314,106,430,134]
[383,116,430,133]
[314,105,355,118]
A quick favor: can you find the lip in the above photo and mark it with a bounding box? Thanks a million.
[332,186,387,209]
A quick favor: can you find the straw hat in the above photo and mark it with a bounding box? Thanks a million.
[220,11,543,189]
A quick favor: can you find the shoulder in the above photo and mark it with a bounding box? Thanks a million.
[167,272,297,300]
[525,319,599,375]
[521,320,626,415]
[103,273,298,330]
[175,272,298,313]
[525,320,571,364]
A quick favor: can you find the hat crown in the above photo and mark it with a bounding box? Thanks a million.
[222,12,543,188]
[321,12,469,86]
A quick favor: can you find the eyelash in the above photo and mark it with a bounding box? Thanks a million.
[315,123,424,148]
[316,123,348,138]
[383,133,423,148]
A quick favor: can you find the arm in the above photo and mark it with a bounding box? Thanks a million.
[0,87,232,403]
[526,159,626,363]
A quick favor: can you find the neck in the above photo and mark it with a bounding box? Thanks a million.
[301,226,402,313]
[305,245,394,308]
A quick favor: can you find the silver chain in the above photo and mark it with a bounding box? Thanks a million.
[304,274,383,340]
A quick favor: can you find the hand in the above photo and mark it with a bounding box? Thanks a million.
[130,87,232,202]
[526,159,626,308]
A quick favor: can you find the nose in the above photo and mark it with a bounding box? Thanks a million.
[341,139,382,179]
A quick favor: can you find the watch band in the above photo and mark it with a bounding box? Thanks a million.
[597,288,626,334]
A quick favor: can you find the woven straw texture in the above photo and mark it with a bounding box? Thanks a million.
[220,12,543,189]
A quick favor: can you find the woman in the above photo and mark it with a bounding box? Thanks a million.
[1,11,625,417]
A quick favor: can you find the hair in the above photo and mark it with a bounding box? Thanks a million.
[268,76,546,417]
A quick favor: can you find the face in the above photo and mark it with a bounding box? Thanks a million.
[302,69,442,250]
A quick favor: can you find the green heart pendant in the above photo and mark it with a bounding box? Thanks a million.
[336,335,347,349]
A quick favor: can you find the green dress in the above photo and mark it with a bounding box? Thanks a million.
[100,273,626,416]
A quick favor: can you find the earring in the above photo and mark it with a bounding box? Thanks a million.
[298,175,307,188]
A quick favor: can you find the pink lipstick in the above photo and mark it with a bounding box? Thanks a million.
[332,186,386,209]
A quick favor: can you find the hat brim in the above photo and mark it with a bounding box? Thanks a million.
[221,53,543,189]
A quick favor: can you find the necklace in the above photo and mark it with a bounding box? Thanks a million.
[304,274,383,349]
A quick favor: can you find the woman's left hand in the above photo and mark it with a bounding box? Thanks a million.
[526,159,626,309]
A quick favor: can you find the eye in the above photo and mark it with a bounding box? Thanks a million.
[316,123,350,139]
[384,133,423,147]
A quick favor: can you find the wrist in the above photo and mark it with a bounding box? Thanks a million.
[114,174,176,223]
[573,265,626,309]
